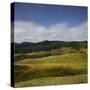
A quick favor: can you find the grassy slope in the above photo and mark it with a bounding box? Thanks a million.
[15,53,87,87]
[15,74,87,87]
[16,53,87,64]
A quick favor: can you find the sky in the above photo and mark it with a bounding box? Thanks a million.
[13,2,88,43]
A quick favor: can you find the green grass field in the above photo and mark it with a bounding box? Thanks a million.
[14,51,88,87]
[15,74,87,87]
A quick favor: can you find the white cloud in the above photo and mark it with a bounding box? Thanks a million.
[14,21,88,43]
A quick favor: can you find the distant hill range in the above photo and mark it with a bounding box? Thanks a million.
[12,40,87,53]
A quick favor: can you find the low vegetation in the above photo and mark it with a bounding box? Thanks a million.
[15,74,87,87]
[14,41,88,87]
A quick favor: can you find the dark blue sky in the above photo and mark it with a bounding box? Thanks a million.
[14,2,87,27]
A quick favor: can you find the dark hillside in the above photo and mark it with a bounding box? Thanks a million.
[12,41,87,53]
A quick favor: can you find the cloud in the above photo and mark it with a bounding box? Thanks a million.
[14,21,88,43]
